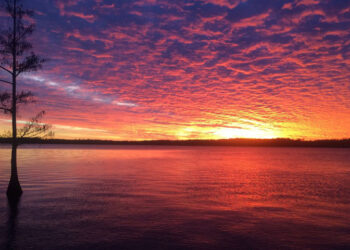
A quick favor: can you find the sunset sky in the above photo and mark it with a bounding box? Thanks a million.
[0,0,350,140]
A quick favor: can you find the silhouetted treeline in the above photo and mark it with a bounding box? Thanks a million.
[0,138,350,147]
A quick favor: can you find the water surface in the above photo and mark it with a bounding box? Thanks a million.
[0,145,350,249]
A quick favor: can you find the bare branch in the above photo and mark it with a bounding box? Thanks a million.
[0,65,12,74]
[0,111,54,140]
[0,79,12,85]
[18,111,53,139]
[0,91,34,114]
[0,92,12,114]
[0,107,11,113]
[16,53,45,76]
[17,24,34,42]
[16,91,35,105]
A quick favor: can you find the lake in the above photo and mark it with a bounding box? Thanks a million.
[0,145,350,249]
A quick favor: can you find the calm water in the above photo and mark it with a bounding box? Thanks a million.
[0,145,350,249]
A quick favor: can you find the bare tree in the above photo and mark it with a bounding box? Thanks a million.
[18,111,53,138]
[1,110,54,139]
[0,0,47,199]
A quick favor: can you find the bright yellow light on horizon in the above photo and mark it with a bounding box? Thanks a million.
[213,127,277,139]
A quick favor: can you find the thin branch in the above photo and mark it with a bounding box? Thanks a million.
[16,24,35,42]
[0,107,11,113]
[0,65,12,74]
[18,111,53,139]
[0,79,12,85]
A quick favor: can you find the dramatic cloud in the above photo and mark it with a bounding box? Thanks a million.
[0,0,349,139]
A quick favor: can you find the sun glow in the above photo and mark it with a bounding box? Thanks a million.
[213,127,277,139]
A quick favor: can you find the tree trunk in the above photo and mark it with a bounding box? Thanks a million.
[7,0,22,199]
[12,0,17,143]
[7,144,22,199]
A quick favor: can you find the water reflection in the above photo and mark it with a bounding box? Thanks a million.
[0,146,349,249]
[6,196,20,250]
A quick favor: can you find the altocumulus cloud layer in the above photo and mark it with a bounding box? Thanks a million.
[1,0,350,139]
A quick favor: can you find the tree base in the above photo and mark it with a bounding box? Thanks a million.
[7,181,23,200]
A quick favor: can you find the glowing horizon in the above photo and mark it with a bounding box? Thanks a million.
[1,0,350,140]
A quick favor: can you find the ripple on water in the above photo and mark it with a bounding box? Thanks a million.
[0,146,350,249]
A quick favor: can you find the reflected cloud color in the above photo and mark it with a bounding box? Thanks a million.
[0,0,350,139]
[0,146,350,248]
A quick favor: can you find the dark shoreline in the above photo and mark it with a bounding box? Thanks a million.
[1,138,350,147]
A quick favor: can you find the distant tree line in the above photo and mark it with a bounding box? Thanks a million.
[0,138,349,147]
